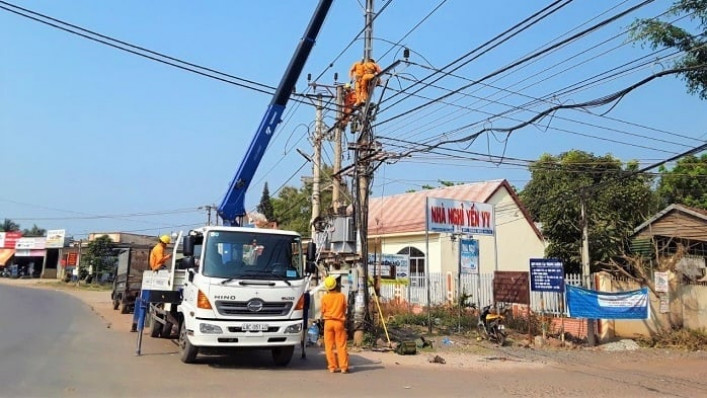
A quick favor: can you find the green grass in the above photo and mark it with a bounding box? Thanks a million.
[42,280,113,292]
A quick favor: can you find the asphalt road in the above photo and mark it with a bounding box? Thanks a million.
[0,283,486,398]
[1,282,705,398]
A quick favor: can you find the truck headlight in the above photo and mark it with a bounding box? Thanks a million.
[284,324,302,334]
[199,323,223,334]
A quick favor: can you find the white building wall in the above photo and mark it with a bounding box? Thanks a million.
[486,188,546,271]
[370,185,545,277]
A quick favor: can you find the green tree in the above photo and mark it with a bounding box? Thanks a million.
[83,235,115,283]
[657,153,707,209]
[257,183,275,222]
[631,0,707,99]
[1,219,20,232]
[520,150,657,273]
[21,224,46,237]
[272,186,310,235]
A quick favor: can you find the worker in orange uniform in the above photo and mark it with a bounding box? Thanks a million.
[149,235,172,271]
[349,59,365,105]
[340,83,358,128]
[321,275,349,373]
[358,58,381,105]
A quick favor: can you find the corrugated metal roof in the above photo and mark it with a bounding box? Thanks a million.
[368,180,506,235]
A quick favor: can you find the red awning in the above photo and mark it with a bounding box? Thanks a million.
[0,249,15,266]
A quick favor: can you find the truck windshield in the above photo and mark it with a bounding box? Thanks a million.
[202,231,303,280]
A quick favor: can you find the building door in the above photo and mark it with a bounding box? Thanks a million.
[397,246,425,287]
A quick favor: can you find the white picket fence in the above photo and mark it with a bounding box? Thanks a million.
[379,273,583,315]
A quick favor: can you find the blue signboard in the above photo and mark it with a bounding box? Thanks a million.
[529,258,565,292]
[566,285,649,320]
[460,238,479,274]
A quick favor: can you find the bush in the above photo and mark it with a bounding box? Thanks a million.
[381,300,478,332]
[636,328,707,351]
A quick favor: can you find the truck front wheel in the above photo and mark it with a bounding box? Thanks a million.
[272,346,294,367]
[150,315,163,338]
[179,321,198,363]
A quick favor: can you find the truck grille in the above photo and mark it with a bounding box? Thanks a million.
[215,300,293,316]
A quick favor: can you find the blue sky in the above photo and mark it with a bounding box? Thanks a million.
[1,0,706,239]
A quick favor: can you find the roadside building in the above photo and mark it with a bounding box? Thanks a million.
[367,179,545,302]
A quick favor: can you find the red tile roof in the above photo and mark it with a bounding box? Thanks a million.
[368,179,509,236]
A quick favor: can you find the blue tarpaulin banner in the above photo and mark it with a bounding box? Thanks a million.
[566,285,649,319]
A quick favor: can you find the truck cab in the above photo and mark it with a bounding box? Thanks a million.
[175,226,309,365]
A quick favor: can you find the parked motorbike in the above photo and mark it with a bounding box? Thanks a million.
[477,304,507,346]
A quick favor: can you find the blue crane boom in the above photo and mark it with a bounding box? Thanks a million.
[218,0,334,226]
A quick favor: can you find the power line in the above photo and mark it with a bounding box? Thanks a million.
[381,65,707,160]
[388,13,699,144]
[376,0,657,127]
[377,1,647,141]
[383,73,691,153]
[380,45,698,151]
[379,0,575,111]
[0,1,342,113]
[376,0,449,62]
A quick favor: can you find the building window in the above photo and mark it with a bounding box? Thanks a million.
[398,246,425,287]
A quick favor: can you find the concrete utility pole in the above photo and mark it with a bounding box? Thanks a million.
[351,0,376,346]
[199,205,218,226]
[364,0,374,61]
[332,85,344,215]
[310,94,324,238]
[580,196,596,346]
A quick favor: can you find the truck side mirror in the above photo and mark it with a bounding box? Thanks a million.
[187,268,196,282]
[183,235,195,257]
[180,256,196,270]
[306,242,316,262]
[306,261,317,275]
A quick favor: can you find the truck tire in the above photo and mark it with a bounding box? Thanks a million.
[119,301,130,314]
[150,316,163,338]
[161,321,174,339]
[272,346,294,367]
[179,321,198,363]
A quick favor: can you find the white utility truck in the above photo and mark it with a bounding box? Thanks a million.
[146,227,315,365]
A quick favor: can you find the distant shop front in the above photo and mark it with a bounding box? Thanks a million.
[6,229,67,279]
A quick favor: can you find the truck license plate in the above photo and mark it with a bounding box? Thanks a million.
[242,323,269,331]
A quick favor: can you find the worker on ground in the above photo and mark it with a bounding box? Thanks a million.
[340,83,357,128]
[358,58,382,105]
[321,275,349,373]
[349,59,365,105]
[149,235,172,271]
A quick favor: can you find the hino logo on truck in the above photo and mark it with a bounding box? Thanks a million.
[214,295,238,300]
[247,299,264,312]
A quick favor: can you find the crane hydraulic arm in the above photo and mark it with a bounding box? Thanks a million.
[218,0,334,226]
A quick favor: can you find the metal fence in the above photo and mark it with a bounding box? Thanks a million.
[379,272,583,315]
